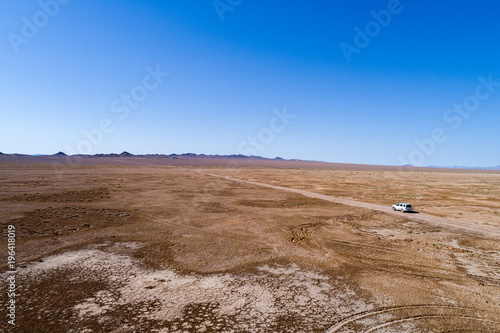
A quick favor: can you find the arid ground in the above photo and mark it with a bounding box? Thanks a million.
[1,158,499,332]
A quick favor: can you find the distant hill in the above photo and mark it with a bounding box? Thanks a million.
[85,151,135,158]
[427,165,500,171]
[0,151,498,171]
[0,151,285,160]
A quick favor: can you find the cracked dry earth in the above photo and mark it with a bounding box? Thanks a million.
[8,245,373,332]
[1,163,500,332]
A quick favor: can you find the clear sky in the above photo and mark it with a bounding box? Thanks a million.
[1,0,499,167]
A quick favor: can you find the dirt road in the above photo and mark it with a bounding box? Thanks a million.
[194,170,500,240]
[2,164,498,331]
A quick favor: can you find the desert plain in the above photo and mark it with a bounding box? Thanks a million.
[1,156,499,332]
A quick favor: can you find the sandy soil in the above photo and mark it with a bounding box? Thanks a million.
[202,167,500,225]
[1,161,499,332]
[193,169,500,239]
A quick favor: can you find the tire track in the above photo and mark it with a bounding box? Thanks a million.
[192,170,500,239]
[286,224,432,278]
[364,314,498,333]
[316,238,467,281]
[325,305,491,332]
[315,234,402,254]
[192,170,475,282]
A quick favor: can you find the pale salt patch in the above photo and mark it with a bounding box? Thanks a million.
[219,297,246,314]
[12,246,375,329]
[442,240,500,281]
[88,242,111,249]
[454,251,500,280]
[111,242,145,250]
[297,270,329,280]
[74,302,106,317]
[257,263,300,275]
[17,249,134,276]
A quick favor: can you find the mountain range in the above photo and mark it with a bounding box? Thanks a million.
[0,151,498,170]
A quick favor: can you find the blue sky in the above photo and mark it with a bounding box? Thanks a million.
[1,0,499,166]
